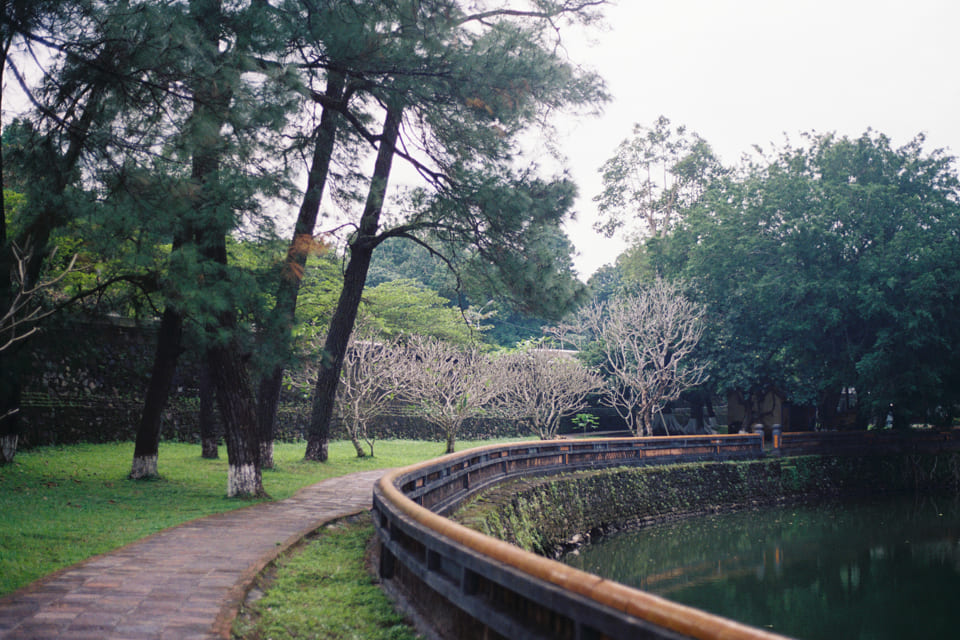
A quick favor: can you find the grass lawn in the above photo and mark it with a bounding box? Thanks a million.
[234,515,421,640]
[0,438,521,597]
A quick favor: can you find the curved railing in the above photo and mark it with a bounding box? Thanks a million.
[779,428,960,456]
[372,435,789,640]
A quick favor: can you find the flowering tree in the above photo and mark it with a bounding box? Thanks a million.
[579,280,708,436]
[491,345,602,439]
[398,336,497,453]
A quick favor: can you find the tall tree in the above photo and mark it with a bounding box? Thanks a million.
[301,0,607,460]
[307,102,401,460]
[255,69,346,469]
[656,131,960,428]
[118,0,295,492]
[594,115,722,240]
[1,0,156,462]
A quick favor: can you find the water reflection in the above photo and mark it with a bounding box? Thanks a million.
[563,495,960,639]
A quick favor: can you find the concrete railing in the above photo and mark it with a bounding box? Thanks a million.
[372,435,790,640]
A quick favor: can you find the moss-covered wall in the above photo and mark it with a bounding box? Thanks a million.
[453,454,960,557]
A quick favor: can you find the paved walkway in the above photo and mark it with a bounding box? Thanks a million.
[0,469,389,640]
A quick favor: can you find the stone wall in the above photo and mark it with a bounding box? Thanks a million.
[454,454,960,557]
[16,318,545,448]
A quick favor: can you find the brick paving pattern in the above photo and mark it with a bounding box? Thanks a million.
[0,469,388,639]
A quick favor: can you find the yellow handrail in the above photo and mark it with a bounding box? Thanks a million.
[376,438,788,640]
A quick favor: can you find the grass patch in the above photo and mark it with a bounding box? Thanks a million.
[0,437,525,596]
[234,515,420,640]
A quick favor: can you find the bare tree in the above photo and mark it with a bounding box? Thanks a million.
[286,327,406,458]
[398,336,497,454]
[1,243,76,354]
[334,334,406,458]
[579,280,708,436]
[491,345,603,439]
[0,243,75,462]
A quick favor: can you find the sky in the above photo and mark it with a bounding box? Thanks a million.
[556,0,960,279]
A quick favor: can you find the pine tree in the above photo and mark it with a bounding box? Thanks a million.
[1,0,162,462]
[293,0,608,459]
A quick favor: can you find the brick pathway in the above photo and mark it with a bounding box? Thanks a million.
[0,469,388,640]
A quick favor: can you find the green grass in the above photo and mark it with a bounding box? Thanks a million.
[0,438,524,596]
[234,515,421,640]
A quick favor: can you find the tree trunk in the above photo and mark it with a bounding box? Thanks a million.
[199,359,218,458]
[208,341,264,497]
[256,72,345,465]
[0,46,12,465]
[199,222,264,495]
[0,352,21,464]
[0,258,19,465]
[255,366,280,468]
[346,415,370,457]
[130,306,183,478]
[0,44,13,465]
[349,430,366,458]
[690,393,705,432]
[259,438,274,471]
[305,105,402,461]
[445,431,456,454]
[184,0,264,496]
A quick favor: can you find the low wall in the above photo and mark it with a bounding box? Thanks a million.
[454,454,960,558]
[14,318,530,448]
[372,435,785,640]
[373,432,960,640]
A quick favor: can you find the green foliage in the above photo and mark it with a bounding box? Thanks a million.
[571,412,600,434]
[1,0,301,342]
[362,279,489,344]
[367,237,458,299]
[652,130,960,423]
[417,171,590,322]
[2,190,25,226]
[366,236,555,347]
[294,253,346,337]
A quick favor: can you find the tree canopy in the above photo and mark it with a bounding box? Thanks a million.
[0,0,610,479]
[595,115,722,240]
[651,130,960,428]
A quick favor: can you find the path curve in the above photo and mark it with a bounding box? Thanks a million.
[0,468,389,640]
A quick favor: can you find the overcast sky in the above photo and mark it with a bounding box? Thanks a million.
[557,0,960,279]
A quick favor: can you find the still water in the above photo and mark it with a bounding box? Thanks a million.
[562,495,960,639]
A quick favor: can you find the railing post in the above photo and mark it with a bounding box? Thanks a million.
[771,424,782,455]
[379,542,396,580]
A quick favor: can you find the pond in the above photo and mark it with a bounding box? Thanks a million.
[562,494,960,639]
